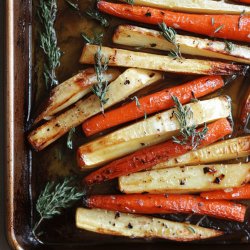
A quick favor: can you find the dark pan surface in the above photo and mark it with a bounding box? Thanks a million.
[5,0,250,249]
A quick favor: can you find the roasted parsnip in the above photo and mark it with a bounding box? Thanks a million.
[35,68,120,123]
[119,163,250,194]
[153,136,250,170]
[76,208,222,241]
[28,69,162,151]
[78,96,231,169]
[80,44,244,75]
[113,25,250,64]
[120,0,250,14]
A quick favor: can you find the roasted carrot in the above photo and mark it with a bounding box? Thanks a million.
[83,76,224,136]
[201,184,250,200]
[84,118,232,185]
[98,1,250,43]
[233,0,250,4]
[239,86,250,130]
[86,194,246,222]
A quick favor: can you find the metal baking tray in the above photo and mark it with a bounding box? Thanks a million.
[5,0,250,249]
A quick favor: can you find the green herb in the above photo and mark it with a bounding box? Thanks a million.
[224,40,234,53]
[211,17,215,26]
[67,128,75,150]
[33,177,84,235]
[81,32,104,45]
[92,46,109,113]
[65,0,80,11]
[190,98,199,103]
[214,25,224,33]
[159,22,182,59]
[125,0,134,4]
[171,96,208,149]
[86,4,109,27]
[186,226,196,234]
[131,96,141,108]
[37,0,62,90]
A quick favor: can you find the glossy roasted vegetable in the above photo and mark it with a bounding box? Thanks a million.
[120,0,250,14]
[84,119,232,185]
[76,208,223,241]
[153,136,250,170]
[80,44,245,75]
[98,1,250,43]
[113,25,250,64]
[119,163,250,194]
[201,184,250,200]
[86,194,246,222]
[28,69,162,151]
[35,68,120,123]
[83,76,224,136]
[78,97,231,169]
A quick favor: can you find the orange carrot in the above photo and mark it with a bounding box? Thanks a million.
[201,184,250,200]
[83,76,224,136]
[239,86,250,129]
[97,1,250,43]
[86,194,246,222]
[233,0,250,4]
[84,118,232,185]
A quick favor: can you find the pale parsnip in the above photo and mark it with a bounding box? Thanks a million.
[35,68,120,123]
[153,136,250,170]
[79,44,244,75]
[113,25,250,64]
[120,0,250,14]
[76,208,222,241]
[119,163,250,194]
[28,69,162,151]
[77,96,231,169]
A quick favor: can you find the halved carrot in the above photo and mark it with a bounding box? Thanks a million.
[83,76,224,136]
[201,184,250,200]
[86,194,246,222]
[98,1,250,43]
[239,86,250,129]
[233,0,250,4]
[84,118,232,185]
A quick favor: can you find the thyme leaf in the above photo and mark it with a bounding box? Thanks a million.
[125,0,134,4]
[37,0,62,90]
[171,96,208,149]
[33,177,84,235]
[214,25,224,34]
[64,0,80,11]
[224,40,234,53]
[92,46,109,113]
[159,22,182,59]
[67,128,75,150]
[81,31,104,45]
[131,96,141,108]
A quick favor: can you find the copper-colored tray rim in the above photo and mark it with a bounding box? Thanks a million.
[4,1,250,250]
[6,0,18,249]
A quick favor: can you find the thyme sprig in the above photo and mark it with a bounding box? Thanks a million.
[37,0,62,90]
[33,177,84,235]
[159,22,182,59]
[92,46,109,113]
[81,31,104,45]
[172,96,208,149]
[86,0,109,27]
